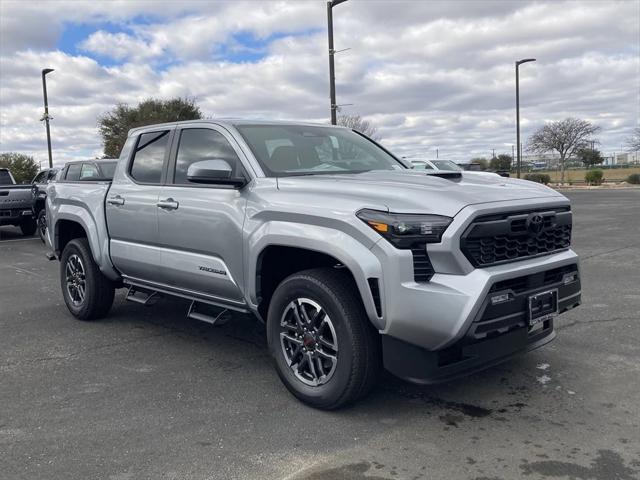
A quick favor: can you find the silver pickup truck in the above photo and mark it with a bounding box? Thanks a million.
[0,168,37,236]
[47,120,581,408]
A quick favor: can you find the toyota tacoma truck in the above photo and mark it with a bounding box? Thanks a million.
[46,120,581,408]
[1,168,37,236]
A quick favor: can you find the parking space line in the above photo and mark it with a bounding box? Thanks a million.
[0,237,41,244]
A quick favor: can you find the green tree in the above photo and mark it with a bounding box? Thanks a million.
[98,97,203,158]
[577,148,604,168]
[490,154,513,171]
[527,118,600,184]
[336,114,380,140]
[0,152,39,183]
[470,157,489,170]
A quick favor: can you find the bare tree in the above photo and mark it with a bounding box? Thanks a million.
[625,127,640,152]
[527,118,601,184]
[337,114,380,140]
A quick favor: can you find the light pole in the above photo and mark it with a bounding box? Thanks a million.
[41,68,54,168]
[515,58,535,178]
[327,0,348,125]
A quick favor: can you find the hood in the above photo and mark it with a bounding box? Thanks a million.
[275,170,566,217]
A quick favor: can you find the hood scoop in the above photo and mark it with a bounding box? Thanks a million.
[423,171,462,181]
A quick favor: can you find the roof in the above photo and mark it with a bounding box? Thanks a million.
[63,158,117,165]
[128,118,347,136]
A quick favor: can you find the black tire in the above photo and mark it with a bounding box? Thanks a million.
[267,268,381,409]
[37,210,47,243]
[20,217,37,236]
[60,238,115,320]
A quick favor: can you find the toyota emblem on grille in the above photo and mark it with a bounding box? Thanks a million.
[526,213,544,235]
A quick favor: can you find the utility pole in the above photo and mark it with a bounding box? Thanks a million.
[41,68,55,168]
[515,58,536,178]
[327,0,348,125]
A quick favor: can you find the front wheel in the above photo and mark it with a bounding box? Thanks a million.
[267,268,380,409]
[37,210,47,243]
[60,238,115,320]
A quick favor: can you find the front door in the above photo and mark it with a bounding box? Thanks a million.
[156,126,247,305]
[106,129,172,282]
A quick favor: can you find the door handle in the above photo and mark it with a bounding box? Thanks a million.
[157,198,179,210]
[107,195,125,206]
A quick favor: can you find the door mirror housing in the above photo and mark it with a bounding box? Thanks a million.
[187,159,246,187]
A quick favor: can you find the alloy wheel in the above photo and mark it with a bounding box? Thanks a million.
[279,298,339,386]
[65,254,86,306]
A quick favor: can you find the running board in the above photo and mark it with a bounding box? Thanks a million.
[187,301,231,326]
[125,286,160,306]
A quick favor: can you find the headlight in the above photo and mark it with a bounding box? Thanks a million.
[357,209,452,249]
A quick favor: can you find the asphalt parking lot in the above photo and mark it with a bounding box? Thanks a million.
[1,189,639,480]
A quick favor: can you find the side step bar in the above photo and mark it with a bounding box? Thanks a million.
[187,301,231,326]
[125,286,160,306]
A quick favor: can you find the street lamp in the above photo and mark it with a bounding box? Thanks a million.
[41,68,55,168]
[327,0,348,125]
[515,58,535,178]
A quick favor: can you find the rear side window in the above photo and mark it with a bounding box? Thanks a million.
[99,162,117,180]
[174,128,241,184]
[130,131,169,183]
[80,163,99,179]
[66,164,82,181]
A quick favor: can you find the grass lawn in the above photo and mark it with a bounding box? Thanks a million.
[527,166,640,183]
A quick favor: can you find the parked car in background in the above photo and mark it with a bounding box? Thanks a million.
[31,168,59,242]
[46,120,580,409]
[410,159,462,172]
[0,168,37,236]
[57,159,117,183]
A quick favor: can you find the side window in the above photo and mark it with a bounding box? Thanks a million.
[66,164,82,181]
[130,131,170,183]
[32,172,46,183]
[174,128,241,184]
[80,163,99,179]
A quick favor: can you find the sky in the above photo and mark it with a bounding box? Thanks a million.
[0,0,638,167]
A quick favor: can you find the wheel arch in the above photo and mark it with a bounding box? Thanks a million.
[53,209,119,281]
[247,224,384,329]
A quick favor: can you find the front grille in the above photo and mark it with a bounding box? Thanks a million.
[461,207,572,267]
[410,243,435,282]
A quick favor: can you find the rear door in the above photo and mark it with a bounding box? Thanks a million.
[156,125,248,304]
[106,129,173,282]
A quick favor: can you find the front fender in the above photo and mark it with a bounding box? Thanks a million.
[245,221,385,329]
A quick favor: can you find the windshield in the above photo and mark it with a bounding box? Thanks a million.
[411,161,434,170]
[0,170,13,185]
[236,125,405,176]
[431,160,461,171]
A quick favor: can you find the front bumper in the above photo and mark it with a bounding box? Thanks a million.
[0,208,33,225]
[380,257,581,384]
[382,319,557,384]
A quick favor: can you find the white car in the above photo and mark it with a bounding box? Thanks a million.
[410,159,462,172]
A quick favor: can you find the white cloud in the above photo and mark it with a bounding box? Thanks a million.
[0,0,638,167]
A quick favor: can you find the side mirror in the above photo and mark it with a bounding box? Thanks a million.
[187,159,245,187]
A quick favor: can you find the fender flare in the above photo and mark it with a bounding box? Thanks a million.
[52,203,120,281]
[245,221,385,330]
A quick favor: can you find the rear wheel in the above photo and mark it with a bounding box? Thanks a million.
[37,210,47,243]
[267,268,380,409]
[20,217,37,236]
[60,238,115,320]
